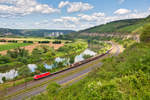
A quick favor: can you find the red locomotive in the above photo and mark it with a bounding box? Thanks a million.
[34,72,50,80]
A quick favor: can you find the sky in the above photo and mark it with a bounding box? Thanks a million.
[0,0,150,31]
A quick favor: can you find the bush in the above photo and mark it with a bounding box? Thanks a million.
[46,82,61,96]
[83,54,92,59]
[8,40,18,43]
[2,77,6,83]
[0,39,6,42]
[38,41,50,43]
[36,65,47,73]
[52,41,61,44]
[23,41,33,43]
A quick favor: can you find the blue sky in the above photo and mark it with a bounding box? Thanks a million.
[0,0,150,30]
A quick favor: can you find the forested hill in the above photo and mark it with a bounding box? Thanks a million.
[79,15,150,34]
[0,28,75,37]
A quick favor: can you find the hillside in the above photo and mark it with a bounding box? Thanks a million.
[0,28,75,37]
[79,15,150,34]
[30,24,150,100]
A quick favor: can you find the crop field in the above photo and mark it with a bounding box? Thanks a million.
[0,42,64,55]
[0,37,67,43]
[0,37,67,55]
[0,43,31,51]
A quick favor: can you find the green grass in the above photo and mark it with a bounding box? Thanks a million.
[0,43,32,51]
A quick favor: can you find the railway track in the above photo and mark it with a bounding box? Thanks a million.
[2,42,121,100]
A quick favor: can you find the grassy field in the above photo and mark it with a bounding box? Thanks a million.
[0,43,31,51]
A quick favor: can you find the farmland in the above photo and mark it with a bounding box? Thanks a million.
[0,37,66,42]
[0,43,32,51]
[0,37,67,55]
[0,43,64,55]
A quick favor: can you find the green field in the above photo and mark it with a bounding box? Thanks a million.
[0,43,31,51]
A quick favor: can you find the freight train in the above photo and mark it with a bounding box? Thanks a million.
[34,48,113,80]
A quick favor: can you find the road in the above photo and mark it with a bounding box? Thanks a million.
[4,43,121,100]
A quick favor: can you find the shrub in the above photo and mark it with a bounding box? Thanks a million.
[140,24,150,43]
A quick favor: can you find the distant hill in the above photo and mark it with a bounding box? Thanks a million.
[79,15,150,34]
[0,28,75,37]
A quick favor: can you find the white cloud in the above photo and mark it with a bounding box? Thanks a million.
[53,19,64,23]
[114,8,131,15]
[68,2,93,13]
[53,16,79,24]
[78,12,105,21]
[53,12,105,24]
[118,0,125,4]
[53,10,150,30]
[0,0,59,17]
[58,1,69,8]
[35,20,49,26]
[58,1,93,13]
[62,17,79,22]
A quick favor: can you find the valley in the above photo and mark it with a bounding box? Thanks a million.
[0,1,149,99]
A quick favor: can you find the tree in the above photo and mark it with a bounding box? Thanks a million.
[69,55,75,64]
[18,66,30,88]
[32,48,43,56]
[36,64,47,73]
[0,56,10,64]
[17,48,29,57]
[2,76,6,83]
[2,76,8,95]
[83,54,92,59]
[44,48,56,61]
[31,48,43,62]
[7,49,18,58]
[7,48,29,58]
[57,62,64,68]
